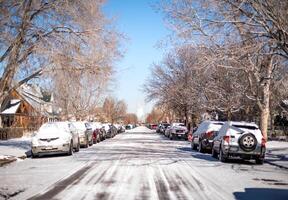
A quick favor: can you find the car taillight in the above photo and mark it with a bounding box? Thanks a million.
[261,137,266,147]
[223,136,230,143]
[206,131,213,138]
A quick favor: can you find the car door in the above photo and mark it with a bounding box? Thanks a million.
[85,123,93,142]
[68,123,78,147]
[213,124,226,152]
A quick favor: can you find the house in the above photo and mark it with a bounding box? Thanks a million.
[0,83,60,129]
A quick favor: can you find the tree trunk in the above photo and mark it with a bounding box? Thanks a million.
[259,56,273,140]
[260,107,269,140]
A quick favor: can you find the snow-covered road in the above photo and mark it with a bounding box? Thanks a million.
[1,126,288,200]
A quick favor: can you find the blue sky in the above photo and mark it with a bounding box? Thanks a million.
[103,0,169,119]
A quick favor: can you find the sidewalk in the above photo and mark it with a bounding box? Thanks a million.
[265,141,288,169]
[0,137,31,166]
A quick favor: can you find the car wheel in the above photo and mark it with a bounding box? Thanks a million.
[68,141,73,155]
[75,138,80,152]
[255,157,264,165]
[31,151,38,158]
[239,133,257,152]
[198,141,205,153]
[219,145,227,163]
[212,146,218,158]
[84,137,89,148]
[191,141,197,151]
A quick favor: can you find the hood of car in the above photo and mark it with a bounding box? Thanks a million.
[36,127,69,140]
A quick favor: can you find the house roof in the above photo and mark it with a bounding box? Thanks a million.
[1,84,60,117]
[1,99,21,114]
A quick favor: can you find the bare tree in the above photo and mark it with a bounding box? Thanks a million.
[159,0,288,139]
[124,113,138,125]
[0,0,122,112]
[102,97,127,123]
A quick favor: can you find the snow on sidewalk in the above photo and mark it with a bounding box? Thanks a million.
[265,140,288,169]
[0,136,32,165]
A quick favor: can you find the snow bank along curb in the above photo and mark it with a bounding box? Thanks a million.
[265,141,288,170]
[0,137,31,166]
[0,155,18,166]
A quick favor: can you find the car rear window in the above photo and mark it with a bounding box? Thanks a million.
[212,122,224,125]
[233,125,258,130]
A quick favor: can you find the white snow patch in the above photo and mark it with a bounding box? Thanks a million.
[126,126,155,133]
[267,141,288,149]
[1,100,21,114]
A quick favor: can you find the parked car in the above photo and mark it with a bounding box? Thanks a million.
[125,124,133,130]
[72,121,93,148]
[31,121,80,157]
[168,123,188,140]
[159,123,170,134]
[164,125,171,137]
[191,121,224,152]
[103,123,117,138]
[212,121,266,164]
[119,125,126,133]
[89,122,103,144]
[149,124,158,130]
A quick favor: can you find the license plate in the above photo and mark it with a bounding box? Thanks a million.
[230,147,238,151]
[178,134,182,137]
[45,146,53,150]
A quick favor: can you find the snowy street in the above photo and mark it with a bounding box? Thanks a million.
[1,126,288,200]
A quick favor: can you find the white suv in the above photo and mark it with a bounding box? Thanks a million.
[212,121,266,164]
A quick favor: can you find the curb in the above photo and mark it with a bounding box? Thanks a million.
[265,160,288,170]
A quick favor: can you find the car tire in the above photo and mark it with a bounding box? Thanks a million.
[75,139,80,152]
[255,157,264,165]
[198,141,205,153]
[212,146,218,158]
[31,151,38,158]
[238,133,257,152]
[84,137,89,148]
[68,141,73,155]
[191,141,197,150]
[219,145,227,163]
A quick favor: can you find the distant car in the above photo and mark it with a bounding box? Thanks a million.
[159,123,170,134]
[89,122,103,143]
[149,124,158,130]
[191,121,224,152]
[168,123,188,140]
[125,124,133,130]
[72,121,93,148]
[212,121,266,164]
[103,123,117,138]
[31,121,80,157]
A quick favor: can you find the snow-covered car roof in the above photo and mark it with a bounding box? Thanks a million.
[71,121,88,130]
[194,121,224,134]
[89,122,102,129]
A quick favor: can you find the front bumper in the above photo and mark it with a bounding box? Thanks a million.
[32,143,70,155]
